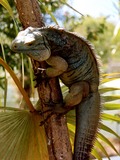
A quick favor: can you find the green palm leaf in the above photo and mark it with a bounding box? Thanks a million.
[100,123,120,139]
[104,102,120,110]
[99,87,120,94]
[91,148,102,160]
[94,139,110,160]
[0,110,49,160]
[102,113,120,122]
[0,0,14,19]
[39,0,59,25]
[98,133,120,155]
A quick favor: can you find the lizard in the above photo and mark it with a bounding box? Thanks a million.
[11,26,101,160]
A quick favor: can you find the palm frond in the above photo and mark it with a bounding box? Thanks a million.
[0,58,35,112]
[94,139,110,160]
[104,102,120,110]
[0,0,14,19]
[98,133,120,155]
[102,113,120,122]
[0,110,48,160]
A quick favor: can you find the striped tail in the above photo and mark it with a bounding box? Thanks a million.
[73,92,101,160]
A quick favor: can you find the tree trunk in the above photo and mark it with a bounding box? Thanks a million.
[14,0,72,159]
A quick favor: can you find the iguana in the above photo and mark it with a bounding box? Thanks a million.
[11,26,101,160]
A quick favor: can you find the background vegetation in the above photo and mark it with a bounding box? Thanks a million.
[0,0,120,159]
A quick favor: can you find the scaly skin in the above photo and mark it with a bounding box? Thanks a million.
[11,26,101,160]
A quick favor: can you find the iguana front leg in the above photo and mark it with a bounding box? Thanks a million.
[53,81,90,113]
[46,55,68,77]
[34,55,68,86]
[45,56,90,113]
[36,60,89,113]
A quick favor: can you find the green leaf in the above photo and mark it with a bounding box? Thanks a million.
[99,87,120,94]
[0,110,49,160]
[102,73,120,77]
[113,23,120,42]
[91,148,102,160]
[0,58,35,112]
[39,1,59,25]
[102,113,120,122]
[67,123,75,134]
[28,58,34,94]
[68,129,75,148]
[100,123,120,139]
[0,0,14,19]
[61,84,68,94]
[60,0,84,16]
[103,95,120,102]
[101,78,119,84]
[94,139,110,160]
[103,103,120,110]
[67,109,75,120]
[0,106,22,111]
[98,133,120,155]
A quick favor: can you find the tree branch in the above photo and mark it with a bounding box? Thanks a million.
[14,0,72,159]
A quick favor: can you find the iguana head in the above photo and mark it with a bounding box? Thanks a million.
[11,27,51,62]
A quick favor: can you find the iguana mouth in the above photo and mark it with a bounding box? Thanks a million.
[26,50,43,55]
[11,45,43,54]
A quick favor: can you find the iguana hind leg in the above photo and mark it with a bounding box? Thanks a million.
[53,81,90,113]
[64,81,90,109]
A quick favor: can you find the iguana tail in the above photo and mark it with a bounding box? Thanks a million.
[73,92,101,160]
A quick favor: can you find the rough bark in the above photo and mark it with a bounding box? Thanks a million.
[14,0,72,159]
